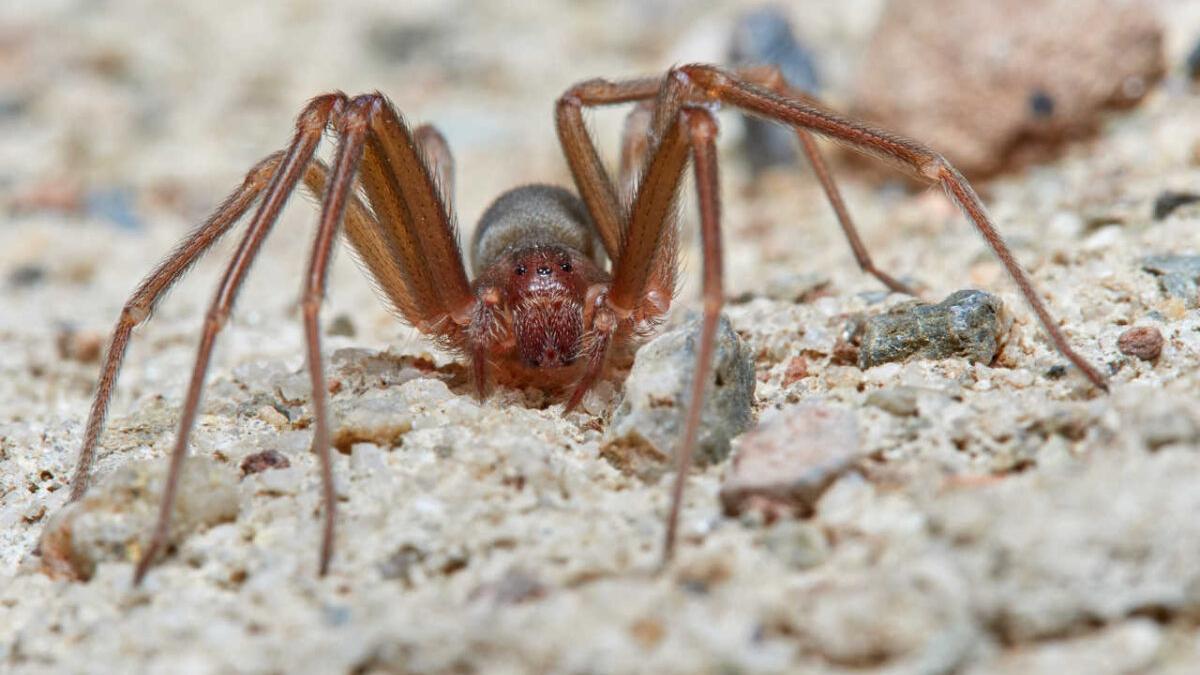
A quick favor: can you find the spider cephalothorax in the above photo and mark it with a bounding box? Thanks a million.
[62,64,1107,586]
[465,185,621,391]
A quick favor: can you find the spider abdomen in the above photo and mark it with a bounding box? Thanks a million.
[470,184,605,274]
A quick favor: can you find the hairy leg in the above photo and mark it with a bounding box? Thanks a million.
[133,94,346,585]
[299,98,369,575]
[557,77,661,261]
[562,73,692,412]
[663,107,724,563]
[414,123,455,211]
[351,98,473,338]
[69,153,285,503]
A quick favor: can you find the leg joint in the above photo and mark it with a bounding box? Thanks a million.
[121,302,150,326]
[675,64,727,97]
[203,308,229,333]
[300,294,323,317]
[682,107,719,141]
[297,93,348,134]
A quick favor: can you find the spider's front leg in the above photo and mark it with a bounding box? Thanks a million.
[558,72,727,562]
[67,88,479,585]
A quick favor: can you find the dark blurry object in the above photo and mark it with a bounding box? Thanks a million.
[1153,190,1200,220]
[85,187,141,231]
[855,0,1164,178]
[6,263,46,288]
[365,21,444,64]
[727,6,820,174]
[1187,35,1200,81]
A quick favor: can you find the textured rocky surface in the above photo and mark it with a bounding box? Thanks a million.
[3,1,1200,673]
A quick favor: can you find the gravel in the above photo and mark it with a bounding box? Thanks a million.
[4,0,1200,673]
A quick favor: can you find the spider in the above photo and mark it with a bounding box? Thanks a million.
[63,64,1107,586]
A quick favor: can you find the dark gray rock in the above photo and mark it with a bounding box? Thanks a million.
[858,290,1009,369]
[1141,255,1200,307]
[727,5,820,173]
[604,314,755,476]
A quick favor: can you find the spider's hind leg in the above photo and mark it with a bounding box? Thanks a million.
[739,65,916,296]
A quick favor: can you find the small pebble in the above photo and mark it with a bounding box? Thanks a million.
[55,326,103,364]
[257,405,290,429]
[605,314,756,470]
[1117,326,1163,361]
[239,449,291,476]
[1152,191,1200,221]
[858,290,1009,369]
[328,314,356,337]
[781,356,810,387]
[7,264,46,288]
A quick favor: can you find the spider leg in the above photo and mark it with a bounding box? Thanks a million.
[414,123,455,212]
[664,107,724,563]
[736,65,915,296]
[561,73,692,412]
[677,64,1107,390]
[299,97,369,576]
[795,130,915,295]
[562,84,723,562]
[69,152,284,503]
[133,93,345,585]
[617,101,654,205]
[349,96,473,339]
[557,76,661,261]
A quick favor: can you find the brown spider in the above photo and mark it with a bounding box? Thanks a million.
[64,64,1107,586]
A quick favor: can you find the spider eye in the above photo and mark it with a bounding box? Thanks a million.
[560,262,572,272]
[515,265,527,276]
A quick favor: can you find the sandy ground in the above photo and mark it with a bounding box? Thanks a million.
[4,0,1200,673]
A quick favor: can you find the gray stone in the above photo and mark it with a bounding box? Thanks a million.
[858,290,1010,369]
[39,456,239,581]
[1141,255,1200,307]
[604,314,755,476]
[727,5,820,173]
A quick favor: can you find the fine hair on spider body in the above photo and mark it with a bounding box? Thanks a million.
[62,64,1108,586]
